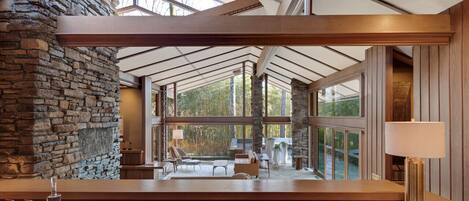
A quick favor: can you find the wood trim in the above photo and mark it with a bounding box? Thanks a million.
[56,15,452,46]
[166,117,254,124]
[309,117,366,129]
[119,71,141,88]
[263,116,291,124]
[309,62,364,91]
[0,180,406,201]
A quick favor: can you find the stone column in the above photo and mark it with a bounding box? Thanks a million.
[0,1,120,179]
[251,66,263,153]
[291,79,309,167]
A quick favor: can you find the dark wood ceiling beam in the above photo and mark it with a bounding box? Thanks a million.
[283,46,341,72]
[124,46,213,73]
[153,53,257,83]
[57,15,451,46]
[274,55,326,78]
[270,62,313,82]
[266,69,292,82]
[147,46,250,77]
[155,60,250,84]
[267,78,291,91]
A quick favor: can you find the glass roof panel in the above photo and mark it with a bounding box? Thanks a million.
[117,0,231,16]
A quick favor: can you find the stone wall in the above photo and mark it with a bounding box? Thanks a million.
[0,0,120,179]
[251,69,263,153]
[291,79,309,167]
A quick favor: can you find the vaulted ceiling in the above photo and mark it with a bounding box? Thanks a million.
[116,0,461,94]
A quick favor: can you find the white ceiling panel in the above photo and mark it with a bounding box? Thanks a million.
[118,47,180,71]
[153,56,249,85]
[289,46,357,70]
[385,0,461,14]
[270,56,323,81]
[268,63,311,84]
[117,47,157,59]
[189,49,249,68]
[327,46,369,61]
[184,46,245,61]
[276,47,336,76]
[176,46,210,54]
[312,0,399,15]
[267,70,291,84]
[129,57,189,76]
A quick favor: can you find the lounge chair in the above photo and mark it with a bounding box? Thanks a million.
[234,151,259,178]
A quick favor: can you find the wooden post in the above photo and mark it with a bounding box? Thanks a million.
[173,82,177,117]
[159,85,167,161]
[242,62,246,151]
[264,74,268,138]
[141,77,153,164]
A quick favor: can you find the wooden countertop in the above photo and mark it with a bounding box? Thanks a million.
[0,179,449,201]
[0,180,403,200]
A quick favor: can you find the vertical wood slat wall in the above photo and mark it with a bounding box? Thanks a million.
[364,46,393,180]
[412,2,469,200]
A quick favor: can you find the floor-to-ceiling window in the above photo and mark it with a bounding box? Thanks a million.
[312,76,364,180]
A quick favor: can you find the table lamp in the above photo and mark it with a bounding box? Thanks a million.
[172,129,184,147]
[385,121,445,201]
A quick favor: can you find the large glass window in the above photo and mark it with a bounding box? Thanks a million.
[347,131,360,180]
[167,125,252,159]
[317,79,361,117]
[334,130,345,180]
[267,82,291,116]
[318,128,325,176]
[317,127,361,180]
[174,74,251,117]
[264,124,292,164]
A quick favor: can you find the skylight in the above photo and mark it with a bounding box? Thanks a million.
[116,0,232,16]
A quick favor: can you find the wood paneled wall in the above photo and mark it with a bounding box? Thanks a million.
[412,2,469,201]
[363,46,393,180]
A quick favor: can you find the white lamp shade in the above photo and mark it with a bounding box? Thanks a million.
[172,129,184,140]
[385,121,445,158]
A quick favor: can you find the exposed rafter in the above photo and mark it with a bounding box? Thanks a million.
[146,46,250,77]
[153,54,258,83]
[371,0,411,14]
[124,46,213,73]
[118,47,163,60]
[162,0,199,13]
[256,0,303,77]
[283,46,341,72]
[270,62,313,83]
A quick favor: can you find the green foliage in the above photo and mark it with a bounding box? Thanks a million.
[317,97,360,117]
[169,75,292,156]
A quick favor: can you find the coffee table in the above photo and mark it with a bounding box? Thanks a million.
[212,160,228,175]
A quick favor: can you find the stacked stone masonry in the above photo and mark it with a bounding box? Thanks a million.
[0,0,120,179]
[251,73,263,154]
[291,79,309,167]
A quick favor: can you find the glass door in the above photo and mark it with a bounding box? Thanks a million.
[317,127,361,180]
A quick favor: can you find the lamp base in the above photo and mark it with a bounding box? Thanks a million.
[405,157,425,201]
